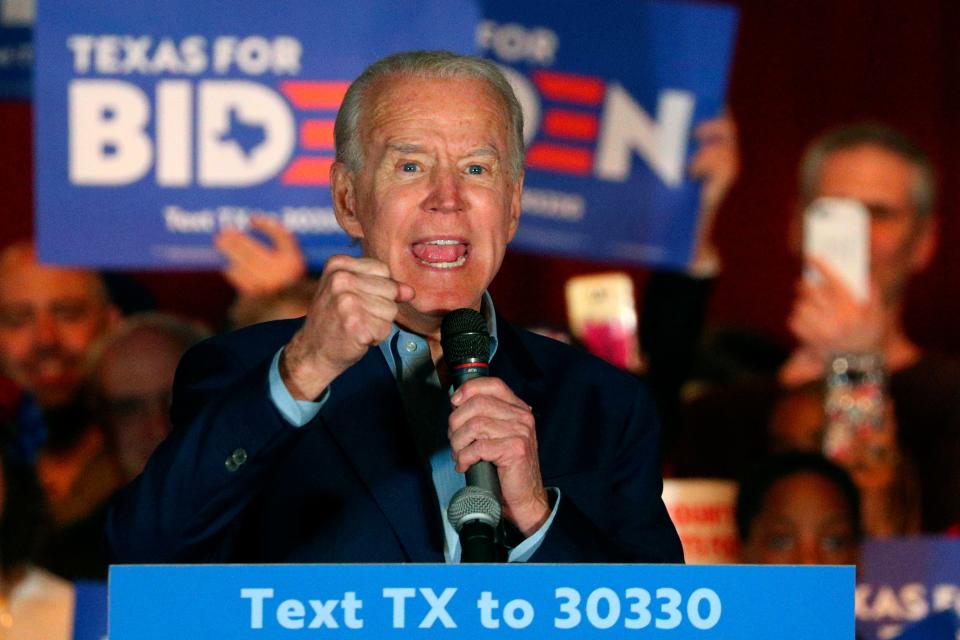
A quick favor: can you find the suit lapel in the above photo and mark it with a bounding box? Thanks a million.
[490,317,547,440]
[491,318,588,481]
[490,316,551,480]
[319,348,443,561]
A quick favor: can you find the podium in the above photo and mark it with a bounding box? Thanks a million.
[109,564,853,638]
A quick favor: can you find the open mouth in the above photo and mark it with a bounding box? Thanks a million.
[411,239,468,269]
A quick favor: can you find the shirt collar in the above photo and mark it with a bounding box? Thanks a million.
[378,292,499,379]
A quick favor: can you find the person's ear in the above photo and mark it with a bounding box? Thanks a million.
[506,170,524,241]
[910,215,938,272]
[331,162,364,240]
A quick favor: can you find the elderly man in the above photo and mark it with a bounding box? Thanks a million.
[107,51,682,564]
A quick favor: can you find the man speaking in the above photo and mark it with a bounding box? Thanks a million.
[107,51,682,564]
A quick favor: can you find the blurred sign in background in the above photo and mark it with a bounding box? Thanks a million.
[0,0,32,98]
[33,0,736,270]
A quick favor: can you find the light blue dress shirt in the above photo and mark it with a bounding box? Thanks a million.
[267,293,559,562]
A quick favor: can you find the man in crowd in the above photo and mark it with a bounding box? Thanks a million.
[107,50,682,564]
[673,123,960,534]
[780,124,958,534]
[88,312,209,483]
[0,241,121,577]
[0,242,119,411]
[35,313,209,578]
[780,124,938,386]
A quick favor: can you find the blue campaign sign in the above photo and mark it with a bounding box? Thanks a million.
[856,537,960,640]
[73,580,108,640]
[480,0,738,268]
[897,610,960,640]
[0,0,32,98]
[36,1,736,271]
[109,564,853,639]
[34,0,479,268]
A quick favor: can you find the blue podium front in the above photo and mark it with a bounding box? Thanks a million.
[109,564,853,638]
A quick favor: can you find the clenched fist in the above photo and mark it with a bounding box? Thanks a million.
[280,255,415,400]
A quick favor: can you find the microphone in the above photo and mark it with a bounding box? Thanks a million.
[441,308,504,563]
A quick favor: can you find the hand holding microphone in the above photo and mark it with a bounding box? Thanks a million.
[443,310,550,561]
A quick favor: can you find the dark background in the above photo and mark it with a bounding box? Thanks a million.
[3,1,958,354]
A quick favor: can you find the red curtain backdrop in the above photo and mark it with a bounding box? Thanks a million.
[3,1,959,353]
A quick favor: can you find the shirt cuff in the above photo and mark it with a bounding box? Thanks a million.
[506,488,561,563]
[268,348,328,427]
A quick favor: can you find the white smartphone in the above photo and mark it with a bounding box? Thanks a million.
[803,197,870,301]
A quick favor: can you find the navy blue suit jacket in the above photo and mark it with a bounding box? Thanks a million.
[106,316,682,563]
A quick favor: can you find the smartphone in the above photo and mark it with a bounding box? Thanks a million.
[803,197,870,302]
[564,273,641,373]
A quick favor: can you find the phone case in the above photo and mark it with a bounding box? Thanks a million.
[803,197,870,301]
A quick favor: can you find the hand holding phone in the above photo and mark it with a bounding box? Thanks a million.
[803,197,870,302]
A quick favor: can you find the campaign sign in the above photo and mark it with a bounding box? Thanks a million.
[34,0,479,268]
[897,610,960,640]
[73,580,108,640]
[856,537,960,640]
[0,0,32,98]
[662,479,739,564]
[37,1,737,270]
[480,0,738,268]
[109,564,853,639]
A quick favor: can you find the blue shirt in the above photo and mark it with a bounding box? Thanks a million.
[267,293,559,562]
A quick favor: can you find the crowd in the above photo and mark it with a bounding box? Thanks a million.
[0,64,958,638]
[660,122,959,543]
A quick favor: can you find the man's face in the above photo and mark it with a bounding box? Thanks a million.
[0,253,117,407]
[332,75,522,334]
[815,144,935,302]
[95,329,180,481]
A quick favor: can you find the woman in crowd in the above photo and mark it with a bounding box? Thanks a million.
[737,451,862,566]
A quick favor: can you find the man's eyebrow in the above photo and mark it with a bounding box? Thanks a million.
[386,142,424,154]
[384,143,502,158]
[465,145,500,158]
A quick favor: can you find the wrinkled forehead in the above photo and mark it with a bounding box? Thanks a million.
[361,74,510,145]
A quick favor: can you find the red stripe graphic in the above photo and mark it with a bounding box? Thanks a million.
[532,71,605,106]
[280,81,350,110]
[526,143,593,175]
[281,157,334,185]
[300,120,336,150]
[542,109,599,141]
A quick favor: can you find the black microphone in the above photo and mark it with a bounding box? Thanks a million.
[441,308,504,563]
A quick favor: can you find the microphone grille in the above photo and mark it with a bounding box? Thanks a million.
[446,485,502,531]
[441,309,490,364]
